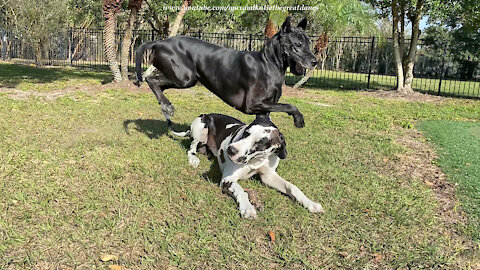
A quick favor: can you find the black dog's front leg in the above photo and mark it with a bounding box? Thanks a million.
[144,75,175,121]
[249,103,305,128]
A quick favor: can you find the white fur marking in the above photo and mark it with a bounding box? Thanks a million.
[226,123,240,129]
[143,65,157,78]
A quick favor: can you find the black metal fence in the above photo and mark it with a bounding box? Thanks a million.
[1,28,479,98]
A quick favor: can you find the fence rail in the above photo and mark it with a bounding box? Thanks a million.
[1,28,479,98]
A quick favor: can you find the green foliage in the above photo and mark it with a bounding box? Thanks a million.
[422,26,453,73]
[0,0,69,64]
[451,27,480,80]
[144,0,265,33]
[1,0,68,36]
[423,25,479,80]
[67,0,103,27]
[307,0,377,37]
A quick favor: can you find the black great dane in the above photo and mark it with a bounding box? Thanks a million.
[134,17,317,128]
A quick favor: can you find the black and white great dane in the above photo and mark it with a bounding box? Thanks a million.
[172,113,325,219]
[134,16,317,128]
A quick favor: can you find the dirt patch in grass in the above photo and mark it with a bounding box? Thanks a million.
[282,85,319,99]
[389,128,478,266]
[361,90,447,102]
[395,129,463,224]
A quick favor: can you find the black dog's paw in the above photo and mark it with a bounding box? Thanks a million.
[293,113,305,128]
[294,119,305,128]
[133,80,142,87]
[162,104,175,117]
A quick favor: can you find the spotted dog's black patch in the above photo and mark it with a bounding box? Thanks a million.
[205,114,244,153]
[221,181,233,196]
[219,149,226,163]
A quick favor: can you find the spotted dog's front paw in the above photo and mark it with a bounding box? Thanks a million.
[188,154,200,168]
[240,206,257,219]
[307,202,325,214]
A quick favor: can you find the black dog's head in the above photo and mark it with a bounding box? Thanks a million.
[278,17,317,76]
[227,115,287,164]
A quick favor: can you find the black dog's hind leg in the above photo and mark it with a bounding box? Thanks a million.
[249,103,305,128]
[145,74,175,124]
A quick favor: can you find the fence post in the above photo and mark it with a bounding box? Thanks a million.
[438,47,446,96]
[249,34,252,51]
[367,36,375,89]
[198,30,201,39]
[69,28,73,65]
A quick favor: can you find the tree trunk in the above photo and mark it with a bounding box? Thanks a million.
[34,42,42,66]
[121,0,143,80]
[1,30,7,60]
[169,0,191,38]
[43,41,49,65]
[402,0,424,93]
[103,0,123,82]
[319,50,327,70]
[293,33,329,89]
[391,0,404,91]
[334,41,344,71]
[399,0,405,65]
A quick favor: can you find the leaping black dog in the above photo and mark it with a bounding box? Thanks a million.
[134,17,317,128]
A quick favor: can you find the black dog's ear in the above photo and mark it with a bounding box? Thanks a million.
[276,133,287,159]
[298,18,307,30]
[281,16,292,33]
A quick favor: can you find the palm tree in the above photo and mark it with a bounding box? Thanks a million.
[103,0,123,82]
[263,0,288,39]
[121,0,143,80]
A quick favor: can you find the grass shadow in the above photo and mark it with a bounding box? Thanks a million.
[201,158,222,185]
[285,73,368,91]
[122,119,190,140]
[0,62,112,88]
[124,118,224,185]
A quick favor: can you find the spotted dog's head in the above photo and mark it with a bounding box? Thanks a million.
[226,115,287,164]
[278,17,317,76]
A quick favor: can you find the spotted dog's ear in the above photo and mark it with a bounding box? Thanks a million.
[204,114,218,153]
[272,130,287,159]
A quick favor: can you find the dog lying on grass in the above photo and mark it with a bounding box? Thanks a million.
[172,113,325,219]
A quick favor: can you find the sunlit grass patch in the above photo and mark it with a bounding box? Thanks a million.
[0,64,479,268]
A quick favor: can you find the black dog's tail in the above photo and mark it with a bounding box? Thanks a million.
[135,41,158,86]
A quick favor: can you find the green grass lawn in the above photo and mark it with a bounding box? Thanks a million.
[419,121,480,240]
[0,61,112,91]
[0,62,480,269]
[286,69,480,98]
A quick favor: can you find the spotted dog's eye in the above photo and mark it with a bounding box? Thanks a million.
[258,137,269,144]
[296,43,302,47]
[254,138,270,152]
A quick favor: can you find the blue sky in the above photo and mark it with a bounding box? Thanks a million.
[420,16,429,30]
